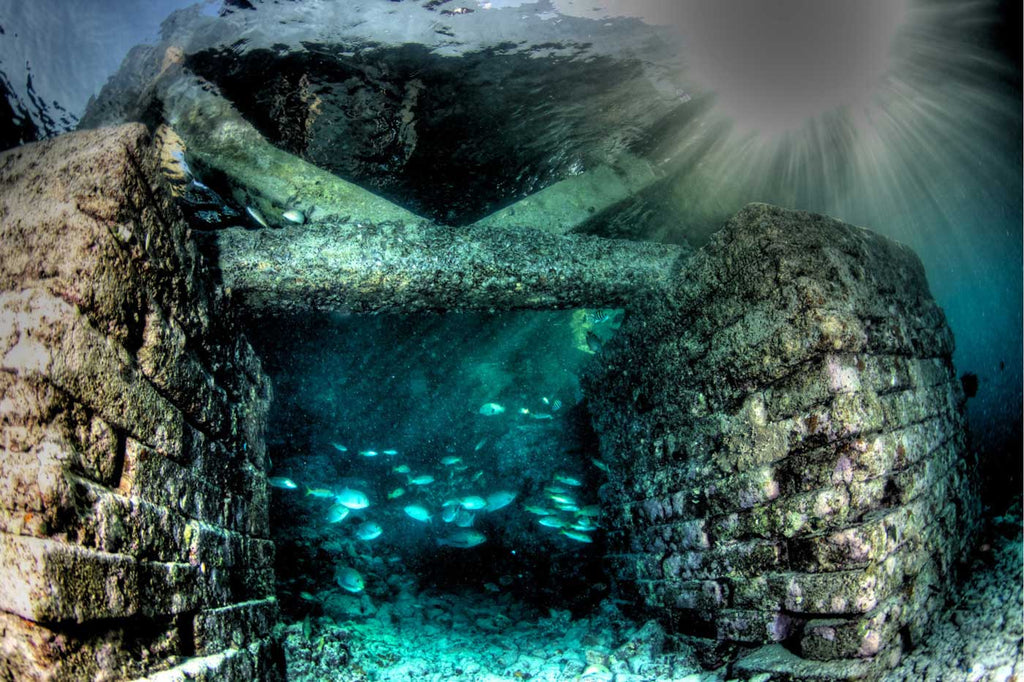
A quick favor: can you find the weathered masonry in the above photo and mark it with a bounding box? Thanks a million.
[0,126,977,680]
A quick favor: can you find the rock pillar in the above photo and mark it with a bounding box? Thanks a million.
[0,125,280,681]
[585,203,979,680]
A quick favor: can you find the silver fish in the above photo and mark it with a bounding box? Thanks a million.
[407,474,435,486]
[331,443,348,453]
[335,567,364,593]
[538,516,566,528]
[454,509,475,527]
[479,402,505,416]
[403,505,432,522]
[282,209,305,225]
[246,205,269,228]
[438,529,486,548]
[561,529,594,543]
[354,521,383,541]
[382,449,399,456]
[335,488,370,510]
[359,450,379,458]
[441,502,460,523]
[268,477,298,489]
[459,496,487,510]
[485,490,516,512]
[326,504,350,523]
[440,456,462,466]
[387,487,405,500]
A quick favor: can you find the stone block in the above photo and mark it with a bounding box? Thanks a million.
[799,596,904,660]
[193,597,278,654]
[0,288,186,460]
[0,533,201,623]
[120,438,225,526]
[0,610,182,682]
[137,303,231,438]
[733,642,896,682]
[715,608,801,645]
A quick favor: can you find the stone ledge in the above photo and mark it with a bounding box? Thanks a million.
[132,640,279,682]
[799,595,904,660]
[732,641,898,682]
[193,597,278,654]
[0,533,199,623]
[0,610,182,682]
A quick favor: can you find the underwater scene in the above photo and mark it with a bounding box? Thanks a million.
[0,1,1020,681]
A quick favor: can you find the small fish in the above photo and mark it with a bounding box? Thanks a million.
[393,465,411,474]
[474,438,488,451]
[331,443,348,453]
[524,505,553,516]
[585,331,603,353]
[387,487,406,500]
[403,505,432,522]
[459,496,487,510]
[268,477,298,489]
[551,399,562,412]
[359,450,379,458]
[530,412,553,420]
[518,407,530,415]
[545,484,569,495]
[553,474,583,487]
[571,519,599,531]
[246,205,269,228]
[299,591,316,601]
[440,456,462,466]
[591,458,610,473]
[485,490,516,512]
[441,502,460,523]
[282,209,305,225]
[438,529,486,548]
[548,493,576,505]
[538,516,566,528]
[354,521,383,541]
[454,509,475,527]
[326,504,350,523]
[577,505,601,518]
[305,487,335,499]
[561,529,594,543]
[335,488,370,510]
[555,502,580,512]
[335,567,365,593]
[542,396,550,405]
[382,449,399,456]
[479,402,506,416]
[471,471,485,482]
[407,474,435,486]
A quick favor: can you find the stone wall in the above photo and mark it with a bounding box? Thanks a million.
[0,125,280,680]
[585,203,980,680]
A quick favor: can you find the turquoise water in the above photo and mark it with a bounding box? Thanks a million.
[1,1,1019,679]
